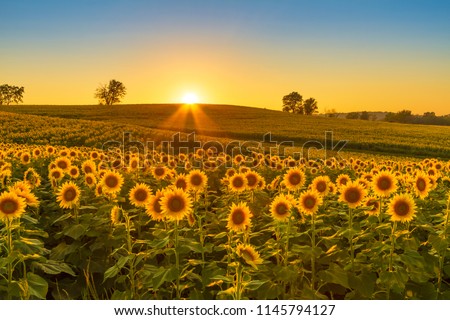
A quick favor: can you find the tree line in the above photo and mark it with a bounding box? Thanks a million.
[384,110,450,126]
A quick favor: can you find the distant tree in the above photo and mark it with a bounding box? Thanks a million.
[346,112,360,119]
[423,112,436,118]
[94,79,126,105]
[0,84,24,105]
[303,97,318,115]
[360,111,370,120]
[324,108,338,118]
[282,92,303,114]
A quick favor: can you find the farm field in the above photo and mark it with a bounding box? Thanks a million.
[2,104,450,158]
[0,104,450,300]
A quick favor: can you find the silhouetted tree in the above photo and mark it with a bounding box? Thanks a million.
[304,97,318,115]
[324,108,338,117]
[95,79,126,105]
[346,112,360,119]
[282,92,303,114]
[360,111,370,120]
[0,84,24,105]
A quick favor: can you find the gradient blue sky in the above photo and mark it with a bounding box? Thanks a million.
[1,0,450,114]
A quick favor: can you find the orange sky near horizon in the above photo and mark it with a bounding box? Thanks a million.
[1,1,450,115]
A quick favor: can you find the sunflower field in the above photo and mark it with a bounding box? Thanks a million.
[1,141,450,300]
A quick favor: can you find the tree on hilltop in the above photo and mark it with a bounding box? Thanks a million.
[0,84,24,105]
[94,79,126,105]
[282,91,318,115]
[303,97,318,115]
[282,91,304,114]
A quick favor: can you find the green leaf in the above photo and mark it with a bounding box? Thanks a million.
[152,266,178,290]
[33,260,76,277]
[274,266,299,282]
[78,205,98,210]
[27,272,48,300]
[428,234,449,252]
[103,255,134,282]
[50,241,78,260]
[51,213,73,225]
[245,280,268,290]
[318,263,350,289]
[64,224,86,240]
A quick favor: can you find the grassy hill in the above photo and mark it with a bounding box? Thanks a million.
[1,104,450,158]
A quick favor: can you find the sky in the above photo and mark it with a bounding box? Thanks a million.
[1,0,450,114]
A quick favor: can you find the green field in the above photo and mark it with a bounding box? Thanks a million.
[1,104,450,158]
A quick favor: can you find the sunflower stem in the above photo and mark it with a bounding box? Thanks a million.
[6,218,13,300]
[197,211,205,266]
[349,207,354,268]
[174,219,181,299]
[387,221,397,300]
[235,262,243,300]
[275,223,281,266]
[226,231,232,277]
[389,221,397,273]
[124,211,136,299]
[284,215,291,267]
[311,211,316,292]
[378,198,383,240]
[438,198,450,294]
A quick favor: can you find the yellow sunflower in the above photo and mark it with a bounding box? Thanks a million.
[46,145,55,154]
[84,173,97,188]
[364,197,380,216]
[57,182,81,209]
[10,187,40,208]
[173,174,188,191]
[145,190,165,221]
[311,175,331,196]
[20,152,31,165]
[236,244,263,269]
[227,202,253,232]
[244,171,261,190]
[160,188,193,221]
[81,160,97,175]
[24,168,41,188]
[270,194,292,221]
[186,169,208,191]
[298,190,323,215]
[110,206,122,225]
[229,174,247,193]
[328,182,337,195]
[339,181,367,208]
[68,166,80,179]
[128,157,139,172]
[152,165,168,180]
[387,194,416,222]
[129,183,152,207]
[95,183,104,197]
[413,171,431,199]
[48,168,64,181]
[55,157,72,172]
[283,168,305,191]
[336,174,351,187]
[101,171,124,194]
[372,171,397,197]
[0,191,27,220]
[233,154,244,166]
[90,151,100,160]
[32,147,42,158]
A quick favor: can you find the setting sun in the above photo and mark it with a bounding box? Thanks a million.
[182,92,199,104]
